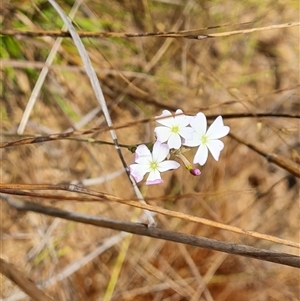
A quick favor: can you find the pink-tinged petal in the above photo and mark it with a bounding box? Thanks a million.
[135,144,151,158]
[129,164,149,183]
[135,155,151,165]
[146,178,164,185]
[174,109,191,127]
[157,160,180,172]
[154,126,172,143]
[206,139,224,161]
[193,144,208,166]
[130,163,150,175]
[135,144,152,164]
[179,126,194,139]
[152,141,169,162]
[167,133,182,149]
[206,116,230,139]
[146,169,162,185]
[134,145,143,161]
[190,112,207,135]
[155,110,173,127]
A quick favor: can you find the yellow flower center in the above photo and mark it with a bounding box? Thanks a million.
[171,125,179,134]
[150,161,158,170]
[201,135,208,144]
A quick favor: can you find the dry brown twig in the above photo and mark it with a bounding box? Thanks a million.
[1,115,299,178]
[0,258,54,301]
[229,133,300,178]
[1,183,299,249]
[1,194,299,269]
[0,21,299,39]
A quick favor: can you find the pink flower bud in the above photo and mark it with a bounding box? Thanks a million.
[190,168,201,176]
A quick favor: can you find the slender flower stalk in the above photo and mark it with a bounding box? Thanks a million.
[175,152,201,176]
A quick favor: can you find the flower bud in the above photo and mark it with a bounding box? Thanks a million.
[190,168,201,176]
[175,152,201,176]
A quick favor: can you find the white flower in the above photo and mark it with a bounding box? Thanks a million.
[184,113,230,166]
[129,141,180,185]
[154,109,194,149]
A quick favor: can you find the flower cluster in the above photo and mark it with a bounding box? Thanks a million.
[129,109,230,185]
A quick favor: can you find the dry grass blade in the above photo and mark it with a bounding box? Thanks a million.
[1,21,299,39]
[103,234,133,301]
[0,258,54,301]
[186,21,300,39]
[1,185,299,249]
[17,0,83,135]
[2,233,127,301]
[47,0,155,226]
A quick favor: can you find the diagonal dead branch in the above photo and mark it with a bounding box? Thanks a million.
[1,186,299,249]
[1,112,299,149]
[1,195,299,268]
[0,258,54,301]
[229,133,300,178]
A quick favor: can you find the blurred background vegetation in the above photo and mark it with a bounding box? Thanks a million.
[1,0,299,300]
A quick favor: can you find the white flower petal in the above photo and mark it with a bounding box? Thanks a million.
[157,160,180,172]
[167,133,182,149]
[193,144,208,166]
[129,164,149,183]
[155,110,173,127]
[206,139,224,161]
[206,116,230,139]
[135,144,152,164]
[152,141,169,162]
[174,109,191,127]
[135,144,151,156]
[183,139,198,147]
[146,169,163,185]
[179,126,194,139]
[155,109,196,149]
[183,132,201,147]
[190,113,207,135]
[154,126,172,143]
